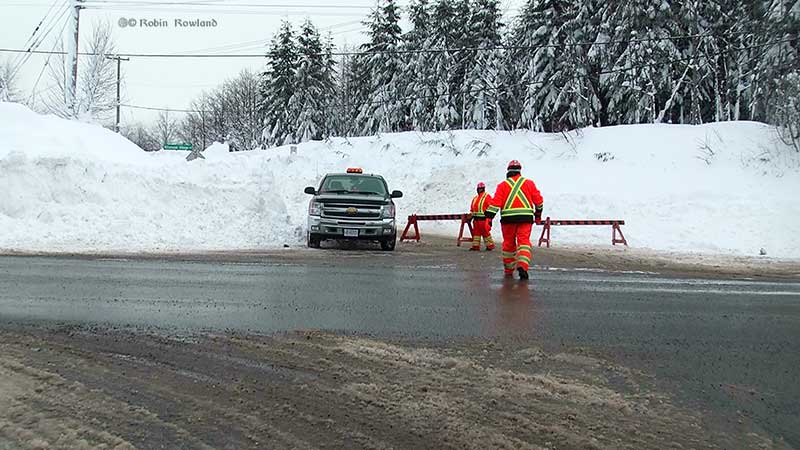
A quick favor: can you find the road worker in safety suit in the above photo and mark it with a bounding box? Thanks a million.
[469,182,495,251]
[485,160,544,280]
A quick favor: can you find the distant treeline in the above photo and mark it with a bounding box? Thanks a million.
[127,0,800,152]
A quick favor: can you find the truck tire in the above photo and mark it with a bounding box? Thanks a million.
[380,236,396,251]
[307,233,321,249]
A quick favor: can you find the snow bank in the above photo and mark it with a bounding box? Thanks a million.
[1,102,798,257]
[0,103,295,251]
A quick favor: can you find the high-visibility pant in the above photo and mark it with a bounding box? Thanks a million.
[501,222,533,274]
[471,219,495,250]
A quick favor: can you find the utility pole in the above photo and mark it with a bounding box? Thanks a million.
[107,55,129,133]
[66,0,83,116]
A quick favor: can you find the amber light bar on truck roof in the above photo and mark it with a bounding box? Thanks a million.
[346,167,363,174]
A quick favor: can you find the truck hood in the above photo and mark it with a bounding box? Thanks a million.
[314,194,389,205]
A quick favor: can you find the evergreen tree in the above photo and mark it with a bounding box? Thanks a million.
[513,0,572,130]
[681,0,764,123]
[764,0,800,146]
[356,0,405,134]
[336,48,367,136]
[430,0,460,130]
[463,0,506,130]
[252,0,797,139]
[403,0,436,131]
[320,34,340,137]
[606,0,684,124]
[728,0,795,123]
[290,20,336,142]
[561,0,615,128]
[261,21,298,146]
[452,0,475,127]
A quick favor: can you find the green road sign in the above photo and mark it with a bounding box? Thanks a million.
[163,143,193,151]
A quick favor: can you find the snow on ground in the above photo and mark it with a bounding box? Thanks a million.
[1,102,798,257]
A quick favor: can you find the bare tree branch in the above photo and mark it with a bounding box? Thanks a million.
[43,20,119,123]
[0,58,19,102]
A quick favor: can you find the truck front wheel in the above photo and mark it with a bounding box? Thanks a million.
[307,233,321,249]
[380,237,396,251]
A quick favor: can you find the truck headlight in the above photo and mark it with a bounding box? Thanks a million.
[309,201,321,216]
[382,204,395,219]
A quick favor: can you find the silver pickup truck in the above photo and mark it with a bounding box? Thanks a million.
[304,168,403,251]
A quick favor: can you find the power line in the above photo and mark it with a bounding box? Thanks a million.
[120,103,203,113]
[125,80,221,88]
[13,0,63,62]
[0,31,756,59]
[80,0,521,15]
[56,0,388,18]
[11,3,71,78]
[83,1,378,10]
[29,12,72,104]
[167,19,363,55]
[117,38,796,116]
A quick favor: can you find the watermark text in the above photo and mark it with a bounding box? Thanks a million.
[118,17,219,29]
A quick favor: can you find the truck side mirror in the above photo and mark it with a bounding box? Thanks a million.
[304,187,316,195]
[390,190,403,198]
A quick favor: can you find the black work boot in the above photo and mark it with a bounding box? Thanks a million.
[517,267,529,280]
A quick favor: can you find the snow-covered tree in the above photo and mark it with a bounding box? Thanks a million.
[121,122,160,152]
[560,1,616,128]
[220,69,264,150]
[335,48,366,136]
[463,0,506,130]
[77,21,117,120]
[238,0,800,136]
[261,21,298,146]
[320,34,339,137]
[290,20,336,142]
[45,21,118,122]
[447,0,473,127]
[403,0,436,131]
[606,0,685,124]
[764,0,800,149]
[429,0,460,130]
[512,0,573,130]
[178,69,264,151]
[356,0,405,134]
[0,59,18,102]
[154,110,180,146]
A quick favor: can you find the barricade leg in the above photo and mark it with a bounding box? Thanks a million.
[612,222,628,246]
[537,218,551,248]
[457,215,474,247]
[400,216,420,242]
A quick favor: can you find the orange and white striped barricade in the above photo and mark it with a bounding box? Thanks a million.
[400,214,474,246]
[537,217,628,247]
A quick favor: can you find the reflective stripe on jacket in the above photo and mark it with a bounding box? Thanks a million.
[485,175,544,224]
[470,192,491,219]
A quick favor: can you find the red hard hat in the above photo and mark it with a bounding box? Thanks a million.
[477,182,486,189]
[507,160,522,170]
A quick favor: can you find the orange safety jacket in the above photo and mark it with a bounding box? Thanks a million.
[485,174,544,224]
[470,192,492,220]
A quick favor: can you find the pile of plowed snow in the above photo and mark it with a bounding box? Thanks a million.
[0,103,293,251]
[1,102,798,257]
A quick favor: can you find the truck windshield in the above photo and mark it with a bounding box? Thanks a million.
[320,175,387,196]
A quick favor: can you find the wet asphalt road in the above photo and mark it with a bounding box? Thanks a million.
[1,248,800,446]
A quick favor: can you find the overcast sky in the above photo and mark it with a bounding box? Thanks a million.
[2,0,522,124]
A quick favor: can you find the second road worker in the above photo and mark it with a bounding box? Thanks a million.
[485,160,544,280]
[469,182,495,251]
